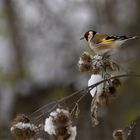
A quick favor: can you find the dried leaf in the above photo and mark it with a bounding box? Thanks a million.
[74,103,80,118]
[70,103,80,119]
[90,96,99,127]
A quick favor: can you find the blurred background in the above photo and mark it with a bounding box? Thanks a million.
[0,0,140,139]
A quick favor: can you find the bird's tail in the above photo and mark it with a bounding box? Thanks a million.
[127,36,139,40]
[116,35,139,41]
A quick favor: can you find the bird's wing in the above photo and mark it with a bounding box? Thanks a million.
[92,34,109,44]
[102,35,128,42]
[94,34,129,44]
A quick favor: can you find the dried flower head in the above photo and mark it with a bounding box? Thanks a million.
[78,52,120,75]
[10,114,37,140]
[52,109,71,127]
[78,52,99,74]
[113,129,126,140]
[11,114,30,124]
[79,51,92,63]
[44,108,77,140]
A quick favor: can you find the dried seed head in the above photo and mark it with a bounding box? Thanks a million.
[44,108,77,140]
[78,52,120,74]
[10,114,37,140]
[11,114,30,125]
[52,111,71,127]
[80,52,92,63]
[113,129,126,140]
[93,55,119,74]
[79,63,92,72]
[54,127,71,140]
[78,52,101,74]
[78,52,94,73]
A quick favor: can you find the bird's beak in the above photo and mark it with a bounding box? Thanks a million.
[80,36,85,40]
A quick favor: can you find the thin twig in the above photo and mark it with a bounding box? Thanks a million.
[29,73,140,119]
[29,101,57,118]
[70,92,87,117]
[33,104,58,124]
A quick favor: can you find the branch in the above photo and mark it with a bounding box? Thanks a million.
[29,73,140,121]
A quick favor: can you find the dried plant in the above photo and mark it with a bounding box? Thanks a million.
[112,116,140,140]
[9,28,140,140]
[78,52,119,75]
[78,50,125,127]
[44,108,77,140]
[89,75,121,126]
[10,114,37,140]
[112,129,127,140]
[10,73,140,139]
[125,116,139,136]
[90,95,99,126]
[70,103,80,119]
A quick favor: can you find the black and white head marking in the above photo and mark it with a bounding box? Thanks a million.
[84,30,96,41]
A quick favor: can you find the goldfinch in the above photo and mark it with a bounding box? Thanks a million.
[80,30,139,55]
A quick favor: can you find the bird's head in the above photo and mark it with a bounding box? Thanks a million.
[80,30,97,41]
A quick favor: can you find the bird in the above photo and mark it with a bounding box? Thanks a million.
[80,30,139,55]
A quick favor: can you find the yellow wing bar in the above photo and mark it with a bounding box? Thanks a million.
[102,38,114,43]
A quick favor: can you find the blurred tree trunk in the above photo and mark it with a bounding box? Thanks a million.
[77,95,113,140]
[4,0,25,79]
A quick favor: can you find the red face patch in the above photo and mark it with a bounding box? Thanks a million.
[84,32,89,41]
